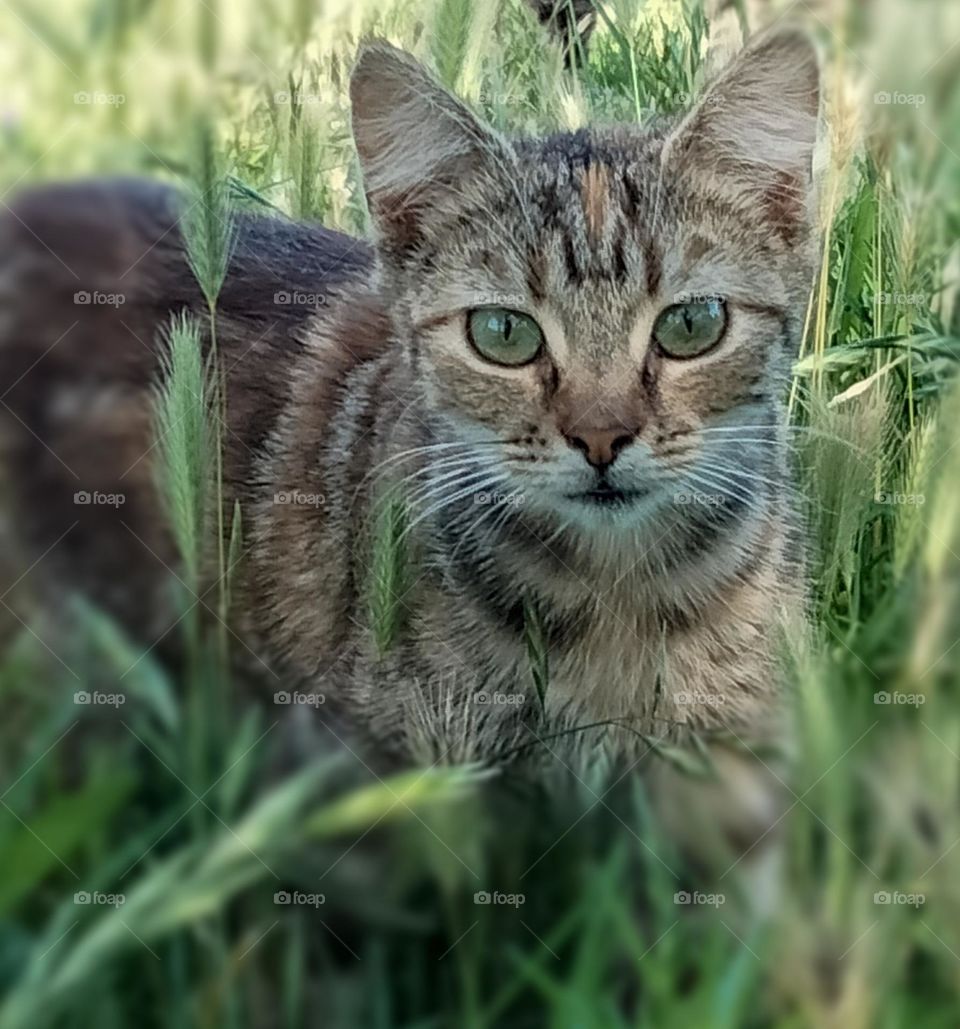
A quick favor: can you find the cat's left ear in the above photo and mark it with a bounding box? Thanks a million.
[350,40,515,253]
[663,28,820,222]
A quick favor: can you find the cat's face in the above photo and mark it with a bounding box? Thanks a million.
[351,33,820,530]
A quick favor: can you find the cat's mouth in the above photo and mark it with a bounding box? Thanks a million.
[566,485,647,507]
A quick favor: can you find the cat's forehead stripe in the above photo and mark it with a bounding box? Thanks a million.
[580,162,609,245]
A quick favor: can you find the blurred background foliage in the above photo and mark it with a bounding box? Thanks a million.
[1,0,960,1026]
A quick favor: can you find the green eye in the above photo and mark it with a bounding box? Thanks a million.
[467,307,544,367]
[653,299,727,358]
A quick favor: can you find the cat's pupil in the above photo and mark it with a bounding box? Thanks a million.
[683,309,694,334]
[503,315,513,342]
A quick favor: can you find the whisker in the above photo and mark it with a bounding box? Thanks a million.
[704,473,794,499]
[353,439,511,502]
[360,451,505,513]
[401,460,502,503]
[696,425,783,432]
[448,490,518,563]
[368,440,489,475]
[404,465,503,508]
[697,437,787,445]
[388,455,502,494]
[710,463,800,490]
[672,468,759,508]
[401,474,509,542]
[698,424,868,453]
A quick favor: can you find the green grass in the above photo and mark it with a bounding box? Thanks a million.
[2,0,960,1026]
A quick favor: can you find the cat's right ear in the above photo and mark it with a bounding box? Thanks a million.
[662,28,820,230]
[350,41,513,252]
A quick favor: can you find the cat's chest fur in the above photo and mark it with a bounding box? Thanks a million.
[358,535,782,765]
[350,580,663,765]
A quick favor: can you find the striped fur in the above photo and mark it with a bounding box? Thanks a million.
[1,31,820,850]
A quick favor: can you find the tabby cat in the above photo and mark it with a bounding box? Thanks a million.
[0,28,819,850]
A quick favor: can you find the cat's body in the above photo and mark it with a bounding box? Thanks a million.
[1,31,820,849]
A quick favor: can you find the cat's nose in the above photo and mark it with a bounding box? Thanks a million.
[562,426,637,469]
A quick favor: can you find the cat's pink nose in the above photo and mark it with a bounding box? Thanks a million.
[562,426,636,468]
